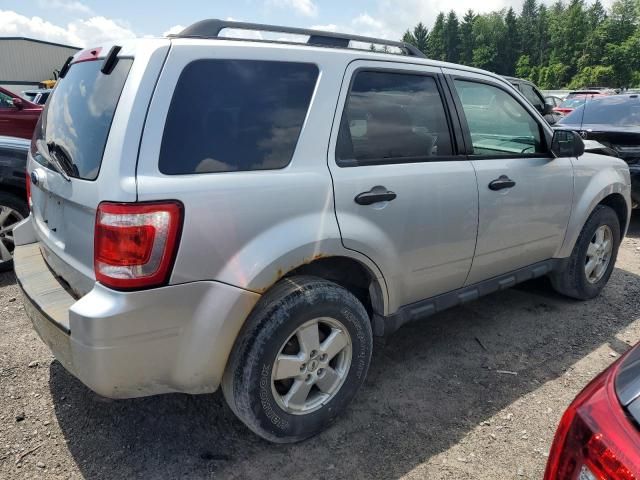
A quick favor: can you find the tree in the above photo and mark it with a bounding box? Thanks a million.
[588,0,607,29]
[501,7,519,75]
[427,13,446,60]
[536,5,550,66]
[518,0,539,59]
[444,11,460,63]
[459,10,476,65]
[608,0,639,43]
[403,22,429,54]
[400,0,640,89]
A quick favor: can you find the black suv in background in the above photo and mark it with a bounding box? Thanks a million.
[505,76,562,125]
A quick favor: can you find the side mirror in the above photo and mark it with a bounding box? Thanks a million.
[542,103,554,115]
[551,129,585,158]
[12,98,23,110]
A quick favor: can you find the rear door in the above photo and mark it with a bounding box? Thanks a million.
[27,40,170,295]
[329,61,478,311]
[446,71,573,284]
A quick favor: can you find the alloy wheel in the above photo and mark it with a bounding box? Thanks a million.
[271,317,352,415]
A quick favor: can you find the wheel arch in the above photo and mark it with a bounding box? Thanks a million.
[556,167,631,259]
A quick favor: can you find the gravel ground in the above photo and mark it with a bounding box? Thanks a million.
[1,213,639,480]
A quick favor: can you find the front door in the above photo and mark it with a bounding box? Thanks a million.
[447,73,573,285]
[329,61,479,312]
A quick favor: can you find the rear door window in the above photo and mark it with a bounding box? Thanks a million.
[33,59,132,180]
[159,60,318,174]
[336,70,454,166]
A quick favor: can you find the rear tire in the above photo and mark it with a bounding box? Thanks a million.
[550,205,620,300]
[0,192,28,272]
[222,275,373,443]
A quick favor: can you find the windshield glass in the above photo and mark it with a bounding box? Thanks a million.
[559,96,640,127]
[32,58,132,180]
[558,97,586,109]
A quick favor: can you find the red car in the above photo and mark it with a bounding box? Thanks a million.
[0,86,42,139]
[544,342,640,479]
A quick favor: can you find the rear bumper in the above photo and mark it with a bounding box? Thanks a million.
[14,223,260,398]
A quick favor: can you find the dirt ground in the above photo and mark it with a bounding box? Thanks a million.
[1,214,639,480]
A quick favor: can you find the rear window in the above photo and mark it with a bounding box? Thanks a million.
[560,96,640,127]
[159,60,319,175]
[33,59,132,180]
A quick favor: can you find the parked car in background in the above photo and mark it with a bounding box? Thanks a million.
[553,96,589,116]
[0,136,29,271]
[13,19,631,444]
[0,86,42,139]
[21,89,52,105]
[544,341,640,479]
[504,76,562,124]
[545,95,564,108]
[558,94,640,208]
[566,89,614,99]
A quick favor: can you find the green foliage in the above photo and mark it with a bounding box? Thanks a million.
[401,0,640,88]
[427,13,447,60]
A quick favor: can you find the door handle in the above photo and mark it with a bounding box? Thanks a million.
[354,187,397,205]
[488,175,516,191]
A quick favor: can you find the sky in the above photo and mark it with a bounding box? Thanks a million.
[0,0,608,48]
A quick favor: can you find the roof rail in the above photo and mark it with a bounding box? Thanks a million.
[174,19,427,58]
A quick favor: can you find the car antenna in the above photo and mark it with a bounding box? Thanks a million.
[579,94,590,131]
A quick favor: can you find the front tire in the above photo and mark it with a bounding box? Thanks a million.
[551,205,621,300]
[222,276,373,443]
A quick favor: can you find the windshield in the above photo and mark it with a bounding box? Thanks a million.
[32,58,132,180]
[559,96,640,127]
[558,97,586,109]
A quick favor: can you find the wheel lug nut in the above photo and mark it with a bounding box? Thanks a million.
[300,363,306,372]
[310,350,317,358]
[317,368,324,376]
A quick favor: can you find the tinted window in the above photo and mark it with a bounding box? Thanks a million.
[336,71,453,165]
[521,83,544,110]
[559,96,640,127]
[454,80,546,156]
[33,59,132,180]
[159,60,318,174]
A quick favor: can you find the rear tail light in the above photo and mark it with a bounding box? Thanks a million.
[94,201,183,289]
[545,357,640,480]
[26,171,31,208]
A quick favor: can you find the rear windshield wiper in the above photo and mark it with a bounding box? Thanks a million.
[47,141,79,178]
[34,139,69,181]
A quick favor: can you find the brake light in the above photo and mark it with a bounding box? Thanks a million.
[73,47,102,64]
[94,201,183,289]
[26,171,31,208]
[545,357,640,480]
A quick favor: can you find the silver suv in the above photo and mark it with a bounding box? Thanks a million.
[14,20,631,443]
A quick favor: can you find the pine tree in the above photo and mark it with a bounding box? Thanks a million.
[518,0,539,59]
[413,22,429,54]
[427,13,447,60]
[444,11,460,63]
[459,10,476,65]
[502,7,519,75]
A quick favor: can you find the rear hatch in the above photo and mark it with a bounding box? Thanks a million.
[27,39,170,296]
